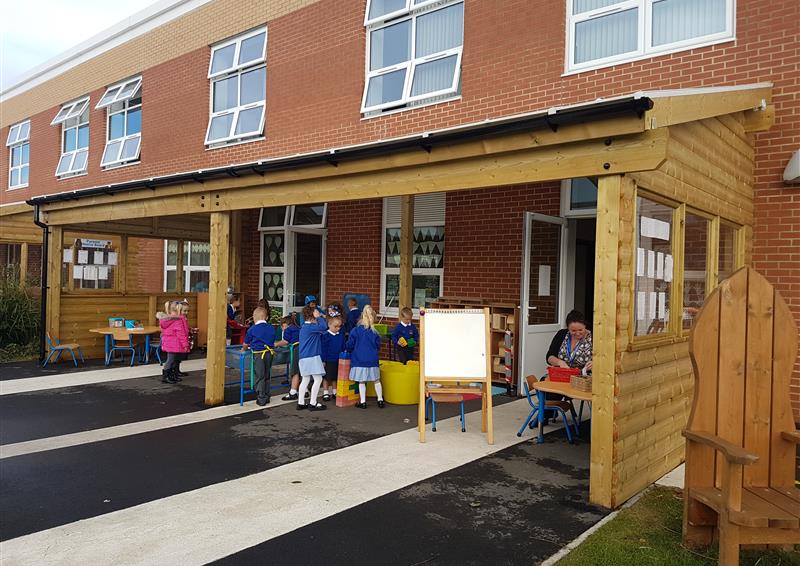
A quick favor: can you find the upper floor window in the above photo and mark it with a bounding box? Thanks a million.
[97,76,142,167]
[566,0,735,73]
[362,0,464,115]
[6,120,30,190]
[205,27,267,146]
[52,97,89,178]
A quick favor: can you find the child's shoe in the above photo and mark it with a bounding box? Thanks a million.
[322,393,331,402]
[355,402,367,409]
[308,403,327,411]
[377,399,386,408]
[282,392,298,401]
[257,396,270,406]
[296,403,308,410]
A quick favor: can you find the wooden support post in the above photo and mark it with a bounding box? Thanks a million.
[399,195,414,311]
[46,226,63,341]
[206,212,231,406]
[118,235,128,294]
[590,174,630,508]
[19,242,28,287]
[175,239,185,293]
[229,211,242,293]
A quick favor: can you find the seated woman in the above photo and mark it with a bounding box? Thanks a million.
[546,310,593,373]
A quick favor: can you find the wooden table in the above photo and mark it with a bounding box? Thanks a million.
[89,326,161,365]
[531,379,592,444]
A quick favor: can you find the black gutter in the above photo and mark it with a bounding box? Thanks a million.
[26,96,653,206]
[32,204,48,362]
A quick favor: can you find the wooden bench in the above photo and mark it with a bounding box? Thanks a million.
[683,267,800,564]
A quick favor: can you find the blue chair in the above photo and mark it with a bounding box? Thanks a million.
[517,375,580,442]
[146,340,163,364]
[43,333,85,367]
[425,392,466,433]
[107,330,138,367]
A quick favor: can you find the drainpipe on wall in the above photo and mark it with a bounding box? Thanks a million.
[32,204,48,362]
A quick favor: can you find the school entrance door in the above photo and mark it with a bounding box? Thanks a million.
[258,205,327,316]
[519,213,568,384]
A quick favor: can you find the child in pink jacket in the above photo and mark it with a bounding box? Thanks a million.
[159,301,190,384]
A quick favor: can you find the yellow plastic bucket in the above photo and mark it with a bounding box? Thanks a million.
[378,360,420,405]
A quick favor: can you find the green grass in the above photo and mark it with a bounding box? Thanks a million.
[556,486,800,566]
[0,342,39,363]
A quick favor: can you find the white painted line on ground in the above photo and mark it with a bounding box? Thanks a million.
[0,359,207,396]
[0,400,578,566]
[0,397,293,459]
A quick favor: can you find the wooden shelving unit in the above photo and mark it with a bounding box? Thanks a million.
[429,297,519,395]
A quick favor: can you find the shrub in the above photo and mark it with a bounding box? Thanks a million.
[0,271,40,349]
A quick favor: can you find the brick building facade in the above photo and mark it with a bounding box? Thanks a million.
[0,0,798,505]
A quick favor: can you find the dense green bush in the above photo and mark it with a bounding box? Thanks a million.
[0,270,40,358]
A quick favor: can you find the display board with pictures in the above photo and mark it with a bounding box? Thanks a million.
[64,238,117,290]
[634,197,674,336]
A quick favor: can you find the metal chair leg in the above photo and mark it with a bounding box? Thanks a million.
[69,349,78,367]
[517,408,538,436]
[431,398,437,432]
[460,401,465,432]
[42,350,55,367]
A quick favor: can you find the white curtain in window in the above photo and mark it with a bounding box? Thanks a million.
[652,0,726,46]
[412,4,463,97]
[574,8,638,64]
[573,0,626,14]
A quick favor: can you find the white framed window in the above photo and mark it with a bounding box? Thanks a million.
[163,241,211,292]
[362,0,464,114]
[55,101,89,178]
[565,0,735,74]
[6,120,30,190]
[100,78,142,168]
[205,27,267,146]
[380,193,445,316]
[258,204,327,229]
[560,177,598,217]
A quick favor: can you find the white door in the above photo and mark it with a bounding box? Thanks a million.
[519,212,568,385]
[285,228,326,314]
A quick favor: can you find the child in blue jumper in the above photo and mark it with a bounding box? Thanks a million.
[391,306,419,365]
[321,314,344,401]
[344,297,361,336]
[297,304,329,411]
[346,304,384,409]
[278,315,302,401]
[242,307,275,406]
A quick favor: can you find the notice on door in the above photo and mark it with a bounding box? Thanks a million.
[538,265,551,296]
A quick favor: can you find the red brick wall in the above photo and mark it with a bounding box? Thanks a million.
[129,238,164,293]
[0,0,796,415]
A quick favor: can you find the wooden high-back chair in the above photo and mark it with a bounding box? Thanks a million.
[683,267,800,564]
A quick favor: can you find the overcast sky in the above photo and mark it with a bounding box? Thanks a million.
[0,0,161,92]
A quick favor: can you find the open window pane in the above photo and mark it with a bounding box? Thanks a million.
[56,154,73,175]
[102,140,123,165]
[210,43,236,75]
[121,137,141,161]
[652,0,726,46]
[207,113,234,142]
[51,104,73,125]
[370,20,411,70]
[574,8,638,64]
[416,3,463,57]
[18,122,30,141]
[411,54,458,97]
[65,99,89,121]
[213,75,239,112]
[366,69,406,107]
[634,197,673,336]
[6,125,19,145]
[260,207,287,228]
[573,0,627,14]
[292,204,325,226]
[238,32,266,65]
[117,79,141,101]
[368,0,407,21]
[682,213,708,330]
[234,106,263,136]
[240,67,266,105]
[72,149,88,172]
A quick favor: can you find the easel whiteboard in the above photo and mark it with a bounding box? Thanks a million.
[422,309,489,379]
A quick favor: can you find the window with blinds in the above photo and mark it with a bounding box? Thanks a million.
[566,0,734,73]
[362,0,464,114]
[381,193,446,314]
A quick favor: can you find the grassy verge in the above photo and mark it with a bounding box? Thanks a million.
[556,486,800,565]
[0,342,39,363]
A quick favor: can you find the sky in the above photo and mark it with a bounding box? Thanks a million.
[0,0,161,92]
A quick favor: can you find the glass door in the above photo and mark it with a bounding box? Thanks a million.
[287,229,325,313]
[519,212,568,383]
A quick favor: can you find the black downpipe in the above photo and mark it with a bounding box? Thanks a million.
[32,204,48,363]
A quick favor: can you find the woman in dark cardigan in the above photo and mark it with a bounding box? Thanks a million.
[545,310,593,373]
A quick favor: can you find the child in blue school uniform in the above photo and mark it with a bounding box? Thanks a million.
[391,306,419,365]
[321,313,344,401]
[297,304,329,411]
[278,315,302,400]
[242,307,275,406]
[344,297,361,336]
[346,305,385,409]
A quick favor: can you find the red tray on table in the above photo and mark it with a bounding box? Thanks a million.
[547,366,580,383]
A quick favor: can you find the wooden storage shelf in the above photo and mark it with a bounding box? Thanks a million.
[430,296,520,395]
